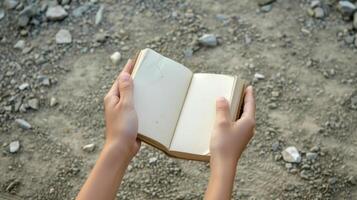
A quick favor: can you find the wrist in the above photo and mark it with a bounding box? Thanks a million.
[103,141,132,165]
[209,155,238,175]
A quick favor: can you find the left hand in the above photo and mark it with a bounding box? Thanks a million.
[103,59,141,162]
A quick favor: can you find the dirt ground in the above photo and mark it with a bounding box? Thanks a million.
[1,0,356,199]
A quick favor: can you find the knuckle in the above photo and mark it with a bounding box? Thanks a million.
[246,118,256,127]
[217,119,230,128]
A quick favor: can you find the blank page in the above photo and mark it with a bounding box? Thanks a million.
[132,49,193,148]
[170,73,235,155]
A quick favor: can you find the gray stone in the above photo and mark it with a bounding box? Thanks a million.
[15,119,32,129]
[338,1,356,18]
[94,33,107,43]
[306,152,318,161]
[46,6,68,21]
[261,4,272,13]
[72,4,90,17]
[314,7,324,18]
[183,48,193,58]
[19,4,38,17]
[95,5,104,25]
[344,35,355,44]
[18,83,29,90]
[256,0,275,6]
[282,146,301,163]
[4,0,19,10]
[0,9,4,21]
[310,0,321,9]
[9,141,20,153]
[28,98,39,110]
[271,141,280,152]
[17,14,30,27]
[149,157,158,164]
[50,97,58,107]
[82,143,96,152]
[14,40,25,50]
[60,0,71,5]
[254,73,265,80]
[198,34,218,47]
[353,12,357,29]
[110,52,121,65]
[37,75,50,86]
[55,29,72,44]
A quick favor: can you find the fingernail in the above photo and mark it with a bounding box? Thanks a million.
[217,97,226,102]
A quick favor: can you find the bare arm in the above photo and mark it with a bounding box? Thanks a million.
[76,60,140,200]
[205,86,256,200]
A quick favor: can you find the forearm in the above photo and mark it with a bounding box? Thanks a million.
[76,143,130,200]
[204,158,238,200]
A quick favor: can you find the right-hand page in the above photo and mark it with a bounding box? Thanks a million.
[169,73,236,155]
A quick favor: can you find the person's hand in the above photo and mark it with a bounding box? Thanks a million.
[103,59,141,163]
[209,86,256,169]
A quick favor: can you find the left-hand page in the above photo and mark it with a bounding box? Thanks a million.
[132,48,193,148]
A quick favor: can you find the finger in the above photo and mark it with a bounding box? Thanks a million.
[239,86,255,120]
[215,97,231,127]
[118,72,134,106]
[121,59,135,74]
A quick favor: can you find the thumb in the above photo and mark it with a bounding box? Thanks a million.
[215,97,231,127]
[118,72,134,106]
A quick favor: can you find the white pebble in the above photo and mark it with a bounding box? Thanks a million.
[9,141,20,153]
[282,146,301,163]
[110,52,121,65]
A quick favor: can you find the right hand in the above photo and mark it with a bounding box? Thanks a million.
[209,86,256,168]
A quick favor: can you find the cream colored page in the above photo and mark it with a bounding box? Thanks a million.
[170,74,235,155]
[133,49,193,148]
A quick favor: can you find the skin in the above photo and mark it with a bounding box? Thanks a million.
[76,60,256,200]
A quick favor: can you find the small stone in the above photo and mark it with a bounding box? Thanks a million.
[353,12,357,29]
[60,0,71,5]
[310,0,321,9]
[268,102,278,109]
[46,6,68,21]
[18,14,30,27]
[149,157,158,164]
[0,9,5,21]
[338,1,356,18]
[56,29,72,44]
[271,141,280,152]
[300,170,311,179]
[198,34,218,47]
[15,119,32,129]
[344,35,355,45]
[9,141,20,153]
[37,75,50,86]
[94,33,107,43]
[28,98,39,110]
[261,4,272,13]
[271,91,280,97]
[82,143,96,152]
[72,4,91,17]
[14,40,25,50]
[306,152,318,161]
[314,7,324,18]
[18,83,29,90]
[254,73,265,80]
[183,48,193,58]
[22,46,33,54]
[110,52,121,65]
[50,97,58,107]
[256,0,275,6]
[4,0,19,10]
[282,146,301,163]
[348,176,357,185]
[95,5,104,25]
[5,180,20,192]
[285,163,293,169]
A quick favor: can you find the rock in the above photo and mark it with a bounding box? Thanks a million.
[183,48,193,58]
[149,157,158,164]
[338,1,356,18]
[15,119,32,129]
[60,0,71,5]
[72,4,90,17]
[314,7,324,18]
[4,0,19,10]
[110,52,121,65]
[55,29,72,44]
[310,146,320,152]
[344,34,355,45]
[271,141,280,152]
[353,12,357,29]
[46,6,68,21]
[94,33,107,43]
[261,4,272,13]
[22,46,33,54]
[299,170,311,179]
[95,5,104,25]
[18,83,29,90]
[28,98,39,110]
[50,97,58,107]
[37,75,50,86]
[271,91,280,97]
[82,143,96,152]
[256,0,275,6]
[5,180,20,192]
[282,146,301,163]
[254,73,265,80]
[310,0,321,9]
[306,152,318,161]
[348,176,357,185]
[0,9,4,21]
[9,141,20,153]
[14,40,25,50]
[17,14,30,27]
[198,34,218,47]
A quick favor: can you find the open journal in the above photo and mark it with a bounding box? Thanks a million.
[131,48,246,161]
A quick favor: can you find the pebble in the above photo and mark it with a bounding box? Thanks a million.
[18,83,29,90]
[56,29,72,44]
[37,75,50,86]
[95,33,107,43]
[254,73,265,80]
[95,5,104,25]
[110,52,121,65]
[338,1,356,18]
[82,143,96,152]
[0,9,4,21]
[46,6,68,21]
[9,141,20,153]
[15,118,32,129]
[198,34,218,47]
[149,157,158,164]
[271,91,280,97]
[50,97,58,107]
[353,12,357,29]
[306,152,318,161]
[73,4,90,17]
[256,0,275,6]
[28,98,39,110]
[261,4,272,13]
[310,0,321,9]
[314,7,324,19]
[344,35,355,44]
[18,14,30,27]
[14,40,25,50]
[4,0,19,10]
[282,146,301,163]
